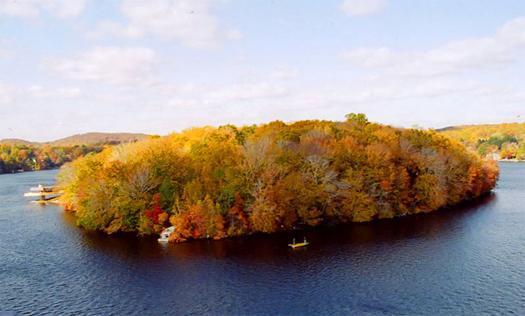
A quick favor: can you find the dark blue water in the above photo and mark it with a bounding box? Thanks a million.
[1,163,525,315]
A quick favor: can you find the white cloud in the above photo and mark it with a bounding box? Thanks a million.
[0,48,10,59]
[0,39,11,60]
[0,84,83,107]
[341,17,525,77]
[0,84,14,104]
[340,0,387,17]
[206,82,288,102]
[0,0,87,18]
[270,66,299,80]
[27,85,82,98]
[226,29,243,40]
[87,21,143,40]
[44,46,156,85]
[90,0,238,48]
[268,76,466,114]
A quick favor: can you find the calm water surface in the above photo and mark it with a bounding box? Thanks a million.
[1,163,525,315]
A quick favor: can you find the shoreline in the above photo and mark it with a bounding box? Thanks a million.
[0,167,61,176]
[497,159,525,163]
[61,190,497,243]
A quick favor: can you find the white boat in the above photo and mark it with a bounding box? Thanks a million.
[24,184,62,204]
[158,226,176,243]
[30,184,54,193]
[24,192,50,197]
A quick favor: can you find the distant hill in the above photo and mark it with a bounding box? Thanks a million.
[0,132,152,174]
[0,138,38,146]
[50,132,150,146]
[438,122,525,159]
[0,132,150,147]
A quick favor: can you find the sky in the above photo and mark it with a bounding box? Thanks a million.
[1,0,525,141]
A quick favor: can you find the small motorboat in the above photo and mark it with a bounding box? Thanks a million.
[29,184,54,193]
[288,237,309,249]
[158,226,176,243]
[24,184,62,204]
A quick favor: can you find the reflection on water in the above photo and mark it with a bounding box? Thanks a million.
[69,193,497,262]
[1,164,524,315]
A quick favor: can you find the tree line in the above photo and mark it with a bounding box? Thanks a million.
[439,123,525,160]
[58,114,499,242]
[0,144,104,174]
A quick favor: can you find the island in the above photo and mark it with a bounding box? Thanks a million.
[57,114,499,242]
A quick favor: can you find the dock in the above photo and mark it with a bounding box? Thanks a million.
[288,237,309,249]
[24,185,63,205]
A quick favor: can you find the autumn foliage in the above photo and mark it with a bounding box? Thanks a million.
[58,115,499,242]
[439,123,525,160]
[0,144,104,174]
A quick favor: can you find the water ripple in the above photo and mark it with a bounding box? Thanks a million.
[1,165,525,315]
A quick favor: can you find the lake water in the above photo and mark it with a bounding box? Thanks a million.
[1,163,525,315]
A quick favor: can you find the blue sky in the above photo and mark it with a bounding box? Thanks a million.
[1,0,524,141]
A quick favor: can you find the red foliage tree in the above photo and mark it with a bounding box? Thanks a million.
[144,193,164,225]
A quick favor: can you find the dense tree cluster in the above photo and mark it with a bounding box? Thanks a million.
[58,115,499,242]
[0,144,103,174]
[477,135,525,160]
[440,123,525,160]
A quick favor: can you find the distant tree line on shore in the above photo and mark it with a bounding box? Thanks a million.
[439,123,525,160]
[477,135,525,160]
[0,144,104,174]
[58,114,499,242]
